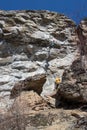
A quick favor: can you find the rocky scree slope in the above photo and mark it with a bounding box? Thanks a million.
[0,10,87,130]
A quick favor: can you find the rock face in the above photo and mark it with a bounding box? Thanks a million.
[0,10,87,130]
[77,20,87,71]
[57,59,87,103]
[56,19,87,104]
[0,10,77,102]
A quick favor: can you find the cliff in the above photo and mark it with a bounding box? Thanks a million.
[0,10,87,130]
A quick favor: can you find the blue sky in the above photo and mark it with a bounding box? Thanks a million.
[0,0,87,24]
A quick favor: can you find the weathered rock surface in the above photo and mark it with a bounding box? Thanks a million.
[0,10,77,106]
[1,108,87,130]
[0,10,87,130]
[57,59,87,103]
[11,91,50,113]
[77,20,87,72]
[11,72,46,97]
[56,20,87,104]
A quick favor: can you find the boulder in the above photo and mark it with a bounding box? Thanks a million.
[57,58,87,103]
[11,91,50,114]
[10,73,46,98]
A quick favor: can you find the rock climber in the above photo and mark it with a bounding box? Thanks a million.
[55,77,61,89]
